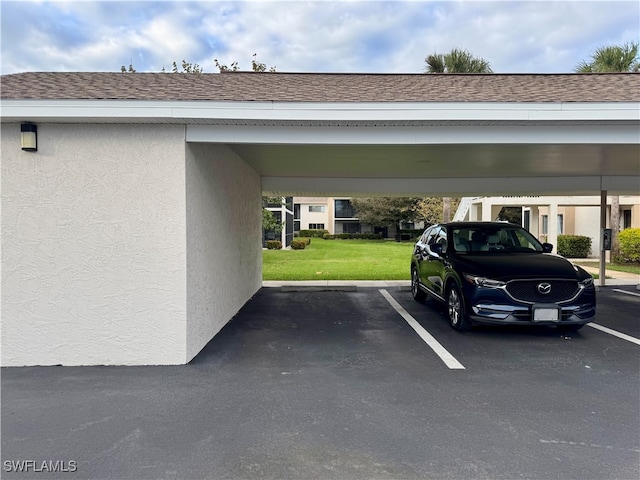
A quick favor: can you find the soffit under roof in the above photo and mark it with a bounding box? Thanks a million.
[2,72,638,196]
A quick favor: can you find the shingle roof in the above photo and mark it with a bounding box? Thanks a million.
[1,72,639,103]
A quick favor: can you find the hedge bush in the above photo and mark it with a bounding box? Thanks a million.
[266,240,282,250]
[290,239,307,250]
[615,228,640,263]
[322,233,384,240]
[299,229,329,238]
[557,235,591,258]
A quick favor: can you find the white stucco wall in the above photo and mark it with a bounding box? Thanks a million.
[1,124,188,365]
[185,143,262,362]
[574,206,602,256]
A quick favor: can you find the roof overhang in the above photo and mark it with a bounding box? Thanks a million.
[2,99,639,196]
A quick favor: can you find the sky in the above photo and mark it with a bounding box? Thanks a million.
[1,0,638,75]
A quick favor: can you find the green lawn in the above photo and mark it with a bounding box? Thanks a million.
[262,239,413,280]
[571,261,640,275]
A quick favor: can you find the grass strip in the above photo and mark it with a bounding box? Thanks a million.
[262,239,413,280]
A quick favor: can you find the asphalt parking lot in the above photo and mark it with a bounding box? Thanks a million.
[2,286,639,480]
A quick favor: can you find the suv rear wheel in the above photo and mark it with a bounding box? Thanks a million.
[411,266,427,302]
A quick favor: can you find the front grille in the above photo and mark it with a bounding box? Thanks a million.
[506,280,580,304]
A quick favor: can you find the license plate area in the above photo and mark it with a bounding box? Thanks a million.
[532,304,561,322]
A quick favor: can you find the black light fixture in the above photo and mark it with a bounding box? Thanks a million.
[21,122,37,151]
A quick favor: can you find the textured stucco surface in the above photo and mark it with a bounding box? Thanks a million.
[1,124,188,365]
[185,143,262,362]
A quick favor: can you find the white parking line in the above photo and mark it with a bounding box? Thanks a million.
[587,323,640,346]
[612,288,640,298]
[379,289,465,370]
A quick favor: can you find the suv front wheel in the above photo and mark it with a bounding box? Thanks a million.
[447,284,469,331]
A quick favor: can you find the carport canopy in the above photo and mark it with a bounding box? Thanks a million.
[2,71,639,197]
[2,71,639,366]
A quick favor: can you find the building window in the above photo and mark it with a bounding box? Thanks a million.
[263,197,282,208]
[335,199,356,218]
[294,204,300,220]
[541,215,548,234]
[309,205,325,213]
[308,223,325,230]
[342,222,361,234]
[557,214,564,234]
[523,210,530,230]
[285,197,293,211]
[294,221,300,232]
[623,210,632,229]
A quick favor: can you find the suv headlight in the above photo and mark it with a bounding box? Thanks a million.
[580,277,594,287]
[463,274,506,288]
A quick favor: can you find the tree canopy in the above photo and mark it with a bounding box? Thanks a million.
[350,197,424,229]
[120,53,275,74]
[350,197,461,229]
[424,48,493,73]
[575,42,639,73]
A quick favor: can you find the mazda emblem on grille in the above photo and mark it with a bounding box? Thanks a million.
[537,283,552,294]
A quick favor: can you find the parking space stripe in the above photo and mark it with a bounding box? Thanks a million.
[612,288,640,298]
[379,289,465,370]
[587,323,640,346]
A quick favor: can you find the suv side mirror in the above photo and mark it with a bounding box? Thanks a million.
[542,243,553,253]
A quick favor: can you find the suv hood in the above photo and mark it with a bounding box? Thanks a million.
[455,253,581,280]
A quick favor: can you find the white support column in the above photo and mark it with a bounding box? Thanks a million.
[548,203,559,250]
[469,203,480,221]
[529,206,540,238]
[481,199,493,221]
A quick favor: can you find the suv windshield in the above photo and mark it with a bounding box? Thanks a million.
[452,225,544,253]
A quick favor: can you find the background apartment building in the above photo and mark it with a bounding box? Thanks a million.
[293,197,419,239]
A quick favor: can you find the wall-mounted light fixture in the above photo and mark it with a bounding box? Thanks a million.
[21,122,37,152]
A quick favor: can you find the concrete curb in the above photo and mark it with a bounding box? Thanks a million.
[264,276,639,289]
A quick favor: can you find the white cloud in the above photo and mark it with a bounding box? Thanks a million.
[1,0,638,74]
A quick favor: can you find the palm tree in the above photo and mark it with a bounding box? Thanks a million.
[575,42,639,72]
[576,42,639,260]
[424,48,493,221]
[425,48,493,73]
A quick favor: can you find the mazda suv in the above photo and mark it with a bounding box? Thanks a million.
[410,222,596,331]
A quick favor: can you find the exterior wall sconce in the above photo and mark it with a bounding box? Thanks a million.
[21,123,37,151]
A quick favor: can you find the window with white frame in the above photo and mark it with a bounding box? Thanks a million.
[308,223,325,230]
[557,214,564,234]
[309,206,325,213]
[541,215,548,234]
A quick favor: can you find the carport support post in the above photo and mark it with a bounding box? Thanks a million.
[599,191,607,287]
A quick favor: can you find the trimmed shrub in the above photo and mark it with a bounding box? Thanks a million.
[299,229,329,238]
[266,240,282,250]
[557,235,591,258]
[290,240,306,250]
[323,233,334,240]
[615,228,640,263]
[354,233,383,240]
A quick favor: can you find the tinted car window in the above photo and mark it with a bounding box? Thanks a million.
[452,225,543,253]
[426,228,439,246]
[436,227,448,252]
[419,228,432,244]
